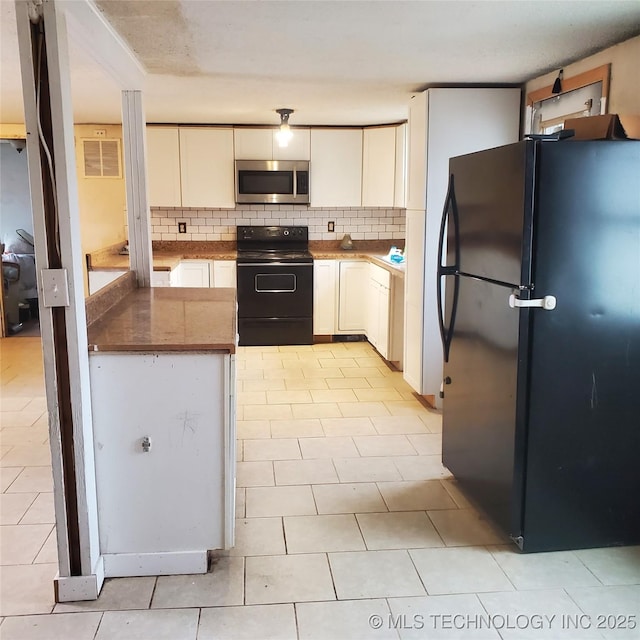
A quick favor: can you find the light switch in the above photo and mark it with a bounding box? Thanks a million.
[41,269,70,307]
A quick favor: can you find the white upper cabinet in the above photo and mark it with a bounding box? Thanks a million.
[362,126,397,207]
[179,128,235,208]
[146,127,181,207]
[310,129,363,207]
[234,128,311,161]
[233,129,272,160]
[273,128,311,161]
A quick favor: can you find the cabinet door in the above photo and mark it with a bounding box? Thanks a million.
[151,270,171,287]
[180,128,235,208]
[146,127,181,207]
[234,129,272,160]
[177,260,212,287]
[273,128,311,161]
[362,127,396,207]
[310,129,363,207]
[337,261,368,332]
[213,261,237,288]
[313,260,336,335]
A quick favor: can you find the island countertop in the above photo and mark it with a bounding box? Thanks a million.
[87,287,237,353]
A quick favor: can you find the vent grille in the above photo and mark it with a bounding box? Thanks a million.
[82,139,121,178]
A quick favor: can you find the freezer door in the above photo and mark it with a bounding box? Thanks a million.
[449,141,534,288]
[442,275,526,537]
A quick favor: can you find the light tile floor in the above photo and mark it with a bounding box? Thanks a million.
[1,337,639,639]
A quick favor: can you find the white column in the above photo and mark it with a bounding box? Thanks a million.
[122,90,153,287]
[15,0,103,601]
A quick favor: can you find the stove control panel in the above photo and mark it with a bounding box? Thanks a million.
[237,225,308,245]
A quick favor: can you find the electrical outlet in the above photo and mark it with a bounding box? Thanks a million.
[328,221,335,232]
[178,222,187,233]
[94,129,106,138]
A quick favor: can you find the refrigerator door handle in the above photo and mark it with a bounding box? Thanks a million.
[509,293,557,310]
[437,174,460,363]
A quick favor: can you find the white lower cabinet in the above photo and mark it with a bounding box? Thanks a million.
[213,261,236,288]
[313,260,337,335]
[151,270,178,287]
[313,258,403,364]
[175,260,213,287]
[90,352,236,577]
[337,260,369,333]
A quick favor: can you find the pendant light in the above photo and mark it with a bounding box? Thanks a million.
[275,108,294,147]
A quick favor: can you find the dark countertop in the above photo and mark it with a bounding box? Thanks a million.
[87,287,237,353]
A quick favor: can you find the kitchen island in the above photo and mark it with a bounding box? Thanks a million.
[87,286,237,577]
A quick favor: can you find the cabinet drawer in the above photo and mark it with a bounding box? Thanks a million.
[370,263,390,289]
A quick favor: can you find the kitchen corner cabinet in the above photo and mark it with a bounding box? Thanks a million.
[310,129,363,207]
[146,127,182,207]
[234,128,311,161]
[313,260,337,335]
[337,260,368,333]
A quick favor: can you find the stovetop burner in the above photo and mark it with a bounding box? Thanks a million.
[236,250,313,263]
[236,225,312,263]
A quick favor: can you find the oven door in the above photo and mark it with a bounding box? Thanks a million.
[236,261,313,345]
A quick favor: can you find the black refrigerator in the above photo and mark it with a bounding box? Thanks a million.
[437,139,640,552]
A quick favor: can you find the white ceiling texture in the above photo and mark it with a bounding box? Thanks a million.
[1,0,640,127]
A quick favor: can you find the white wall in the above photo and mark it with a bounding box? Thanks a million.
[0,141,33,253]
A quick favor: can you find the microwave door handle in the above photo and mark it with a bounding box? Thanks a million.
[293,169,297,198]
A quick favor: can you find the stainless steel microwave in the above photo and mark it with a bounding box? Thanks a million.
[235,160,310,204]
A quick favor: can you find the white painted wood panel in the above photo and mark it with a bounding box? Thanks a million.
[310,129,363,207]
[90,352,229,555]
[394,124,407,208]
[406,91,428,211]
[146,127,181,207]
[179,128,235,208]
[403,87,521,401]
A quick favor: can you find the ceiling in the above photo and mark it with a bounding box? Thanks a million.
[1,0,640,127]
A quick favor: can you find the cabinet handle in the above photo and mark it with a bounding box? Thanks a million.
[141,436,151,452]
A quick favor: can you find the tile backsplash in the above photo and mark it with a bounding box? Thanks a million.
[151,204,405,242]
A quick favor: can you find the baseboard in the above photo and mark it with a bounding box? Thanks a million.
[103,550,208,577]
